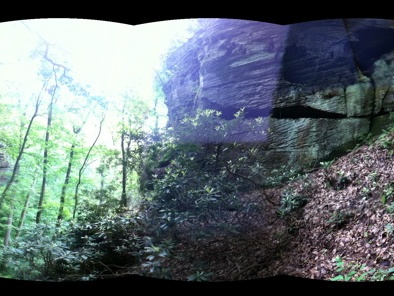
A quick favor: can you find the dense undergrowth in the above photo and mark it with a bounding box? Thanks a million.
[2,110,394,282]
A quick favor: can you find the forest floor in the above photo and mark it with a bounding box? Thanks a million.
[136,128,394,282]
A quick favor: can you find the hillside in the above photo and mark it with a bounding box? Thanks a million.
[141,124,394,282]
[276,125,394,281]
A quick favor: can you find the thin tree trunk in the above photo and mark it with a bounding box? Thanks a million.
[36,41,69,224]
[3,206,14,247]
[56,142,75,227]
[73,116,104,219]
[0,91,42,210]
[120,131,127,208]
[120,99,135,208]
[15,171,39,239]
[36,69,58,224]
[120,101,128,208]
[100,170,105,191]
[152,94,160,141]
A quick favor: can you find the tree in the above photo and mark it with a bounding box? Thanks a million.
[118,95,148,208]
[0,85,44,211]
[73,114,105,219]
[0,83,47,248]
[56,129,77,227]
[15,170,39,239]
[36,42,70,224]
[56,97,95,226]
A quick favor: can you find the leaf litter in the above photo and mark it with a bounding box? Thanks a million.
[133,129,394,282]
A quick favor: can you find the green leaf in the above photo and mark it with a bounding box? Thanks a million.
[356,274,367,281]
[382,195,387,204]
[147,255,155,261]
[331,275,344,281]
[344,270,357,281]
[368,268,376,274]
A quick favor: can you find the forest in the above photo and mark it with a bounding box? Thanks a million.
[0,19,268,282]
[0,19,185,281]
[3,18,394,285]
[0,20,287,282]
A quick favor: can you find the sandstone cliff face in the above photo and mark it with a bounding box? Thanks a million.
[163,18,394,171]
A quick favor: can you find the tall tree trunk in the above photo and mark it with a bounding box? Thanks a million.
[73,116,104,219]
[120,99,135,208]
[36,41,69,224]
[15,172,39,239]
[120,131,127,208]
[36,82,57,224]
[56,143,75,227]
[0,91,42,210]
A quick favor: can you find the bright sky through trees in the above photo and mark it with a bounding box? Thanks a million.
[0,18,195,109]
[0,18,196,147]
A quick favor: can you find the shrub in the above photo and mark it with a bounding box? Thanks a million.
[1,223,80,280]
[187,271,213,281]
[140,238,174,279]
[1,213,149,281]
[278,192,307,217]
[66,215,145,276]
[142,108,268,240]
[328,210,354,230]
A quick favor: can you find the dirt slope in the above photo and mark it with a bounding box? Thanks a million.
[134,129,394,282]
[264,130,394,280]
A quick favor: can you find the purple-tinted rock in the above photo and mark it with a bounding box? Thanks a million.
[163,18,394,171]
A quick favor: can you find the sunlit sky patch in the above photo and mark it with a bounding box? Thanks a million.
[0,18,195,105]
[0,18,197,147]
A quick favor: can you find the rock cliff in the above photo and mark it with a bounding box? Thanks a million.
[163,18,394,171]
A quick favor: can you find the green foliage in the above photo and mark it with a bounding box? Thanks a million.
[377,127,394,151]
[328,210,353,229]
[331,256,394,281]
[278,191,307,217]
[149,154,241,234]
[331,257,358,281]
[142,108,267,240]
[0,213,148,281]
[386,201,394,214]
[1,223,79,280]
[319,159,335,170]
[353,132,375,149]
[385,223,394,236]
[141,239,174,279]
[264,165,305,187]
[77,185,119,222]
[68,214,144,263]
[175,108,266,145]
[187,271,213,281]
[381,184,394,205]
